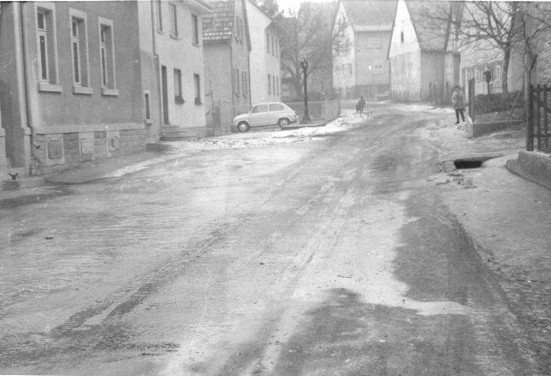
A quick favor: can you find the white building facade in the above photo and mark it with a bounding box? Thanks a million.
[152,0,211,138]
[245,0,281,104]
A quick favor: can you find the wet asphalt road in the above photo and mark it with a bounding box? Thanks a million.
[0,108,541,375]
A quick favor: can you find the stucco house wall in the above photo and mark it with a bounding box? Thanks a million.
[245,0,281,104]
[388,0,422,101]
[332,1,355,99]
[153,0,208,137]
[355,31,391,88]
[420,52,445,100]
[1,1,150,175]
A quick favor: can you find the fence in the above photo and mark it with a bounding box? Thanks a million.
[285,100,340,122]
[467,78,525,124]
[527,84,551,153]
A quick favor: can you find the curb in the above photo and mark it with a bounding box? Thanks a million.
[506,151,551,190]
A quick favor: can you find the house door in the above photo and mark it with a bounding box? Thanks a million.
[161,66,169,125]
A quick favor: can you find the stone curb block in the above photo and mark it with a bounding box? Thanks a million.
[506,151,551,190]
[467,120,523,138]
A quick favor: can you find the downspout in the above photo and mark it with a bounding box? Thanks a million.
[150,0,162,139]
[19,1,37,174]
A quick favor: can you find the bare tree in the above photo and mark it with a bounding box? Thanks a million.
[277,5,349,100]
[257,0,283,20]
[427,1,551,93]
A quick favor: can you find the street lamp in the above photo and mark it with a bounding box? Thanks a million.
[301,59,311,122]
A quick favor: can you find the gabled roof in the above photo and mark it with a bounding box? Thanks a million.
[203,0,251,49]
[405,0,455,52]
[203,1,235,42]
[341,0,397,32]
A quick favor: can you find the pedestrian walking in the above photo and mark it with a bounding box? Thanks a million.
[356,96,366,114]
[451,86,466,124]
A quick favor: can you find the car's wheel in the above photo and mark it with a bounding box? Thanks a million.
[278,118,290,129]
[237,122,250,132]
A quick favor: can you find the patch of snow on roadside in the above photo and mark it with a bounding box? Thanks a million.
[393,103,455,114]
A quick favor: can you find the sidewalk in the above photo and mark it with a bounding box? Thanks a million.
[420,113,551,373]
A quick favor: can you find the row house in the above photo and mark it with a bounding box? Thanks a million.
[0,0,212,178]
[388,0,461,102]
[333,0,396,100]
[203,0,282,133]
[245,0,282,104]
[203,0,251,134]
[153,0,212,139]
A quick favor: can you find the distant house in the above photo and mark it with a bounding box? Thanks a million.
[150,0,212,139]
[333,0,396,100]
[458,2,523,101]
[245,0,282,104]
[388,0,461,102]
[203,0,251,134]
[0,1,157,176]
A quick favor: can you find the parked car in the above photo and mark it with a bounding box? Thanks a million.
[232,102,298,132]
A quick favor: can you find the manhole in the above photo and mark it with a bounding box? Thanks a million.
[454,158,484,169]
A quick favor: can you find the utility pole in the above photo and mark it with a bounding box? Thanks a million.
[301,59,310,122]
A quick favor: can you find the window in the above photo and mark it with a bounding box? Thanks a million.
[70,9,90,91]
[235,68,240,95]
[275,39,279,57]
[266,33,271,54]
[156,0,163,32]
[99,18,117,95]
[270,103,284,111]
[194,74,202,105]
[169,3,178,37]
[144,91,151,120]
[272,36,276,56]
[235,16,243,41]
[400,31,404,43]
[174,69,182,102]
[272,76,276,96]
[268,74,271,95]
[192,14,199,45]
[277,76,280,96]
[252,104,268,113]
[242,71,248,97]
[36,5,61,92]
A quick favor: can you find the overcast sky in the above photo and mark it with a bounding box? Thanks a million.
[276,0,335,15]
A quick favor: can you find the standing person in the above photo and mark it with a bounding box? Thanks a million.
[451,86,465,124]
[356,96,366,114]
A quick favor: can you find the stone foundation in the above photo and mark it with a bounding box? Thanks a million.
[30,124,146,176]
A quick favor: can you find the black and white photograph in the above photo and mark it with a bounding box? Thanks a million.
[0,0,550,374]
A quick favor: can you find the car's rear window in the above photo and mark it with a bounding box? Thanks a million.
[252,104,269,113]
[270,104,285,111]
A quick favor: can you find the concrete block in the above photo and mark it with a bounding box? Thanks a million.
[469,120,523,138]
[506,151,551,190]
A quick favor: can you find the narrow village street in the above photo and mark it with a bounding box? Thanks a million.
[1,106,549,376]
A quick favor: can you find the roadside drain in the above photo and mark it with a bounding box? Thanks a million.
[454,158,484,169]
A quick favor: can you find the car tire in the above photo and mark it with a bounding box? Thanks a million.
[278,118,290,129]
[237,122,250,132]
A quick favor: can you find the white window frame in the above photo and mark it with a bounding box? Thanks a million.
[69,8,92,94]
[169,3,178,38]
[192,14,200,46]
[35,3,61,92]
[98,17,118,96]
[156,0,163,32]
[194,74,202,105]
[174,68,182,101]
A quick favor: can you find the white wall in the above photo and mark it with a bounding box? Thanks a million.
[245,0,281,104]
[332,1,356,97]
[154,1,207,129]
